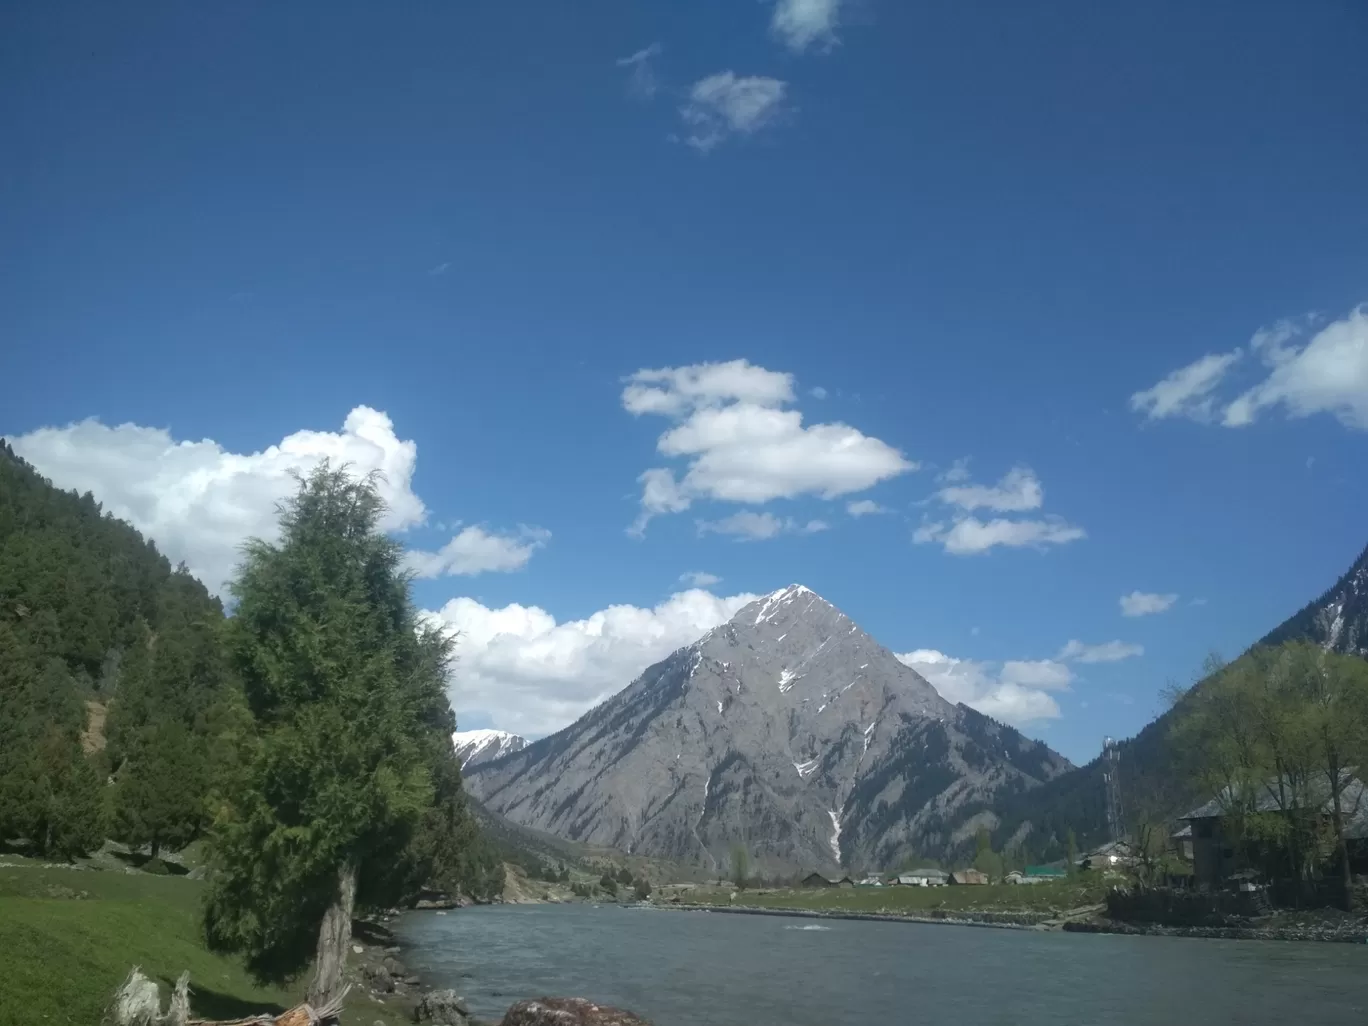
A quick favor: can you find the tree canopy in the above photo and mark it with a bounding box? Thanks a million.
[203,464,500,999]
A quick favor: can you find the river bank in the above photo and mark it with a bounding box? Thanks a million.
[656,897,1368,944]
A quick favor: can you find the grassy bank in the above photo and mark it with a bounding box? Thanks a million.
[676,878,1109,916]
[0,859,408,1026]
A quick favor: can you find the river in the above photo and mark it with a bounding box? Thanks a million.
[396,904,1368,1025]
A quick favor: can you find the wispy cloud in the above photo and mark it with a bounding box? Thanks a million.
[1119,591,1178,617]
[1056,639,1144,664]
[616,42,663,101]
[846,499,889,517]
[678,72,789,153]
[1131,305,1368,431]
[428,261,450,276]
[680,571,722,587]
[770,0,844,54]
[914,464,1083,555]
[697,511,828,541]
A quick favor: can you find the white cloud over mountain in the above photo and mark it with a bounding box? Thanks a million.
[896,649,1063,725]
[423,588,759,738]
[625,359,915,535]
[6,406,544,596]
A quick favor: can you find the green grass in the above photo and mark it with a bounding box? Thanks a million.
[0,859,409,1026]
[685,878,1109,916]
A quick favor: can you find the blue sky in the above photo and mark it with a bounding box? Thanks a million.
[3,1,1366,762]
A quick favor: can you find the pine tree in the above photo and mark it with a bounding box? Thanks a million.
[112,718,206,859]
[203,464,457,1002]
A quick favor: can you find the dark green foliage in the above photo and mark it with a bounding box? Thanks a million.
[598,873,618,896]
[112,718,208,859]
[203,464,498,984]
[991,542,1368,861]
[632,877,651,901]
[0,635,104,858]
[0,442,227,859]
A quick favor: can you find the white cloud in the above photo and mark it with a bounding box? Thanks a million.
[1119,591,1178,617]
[936,466,1043,513]
[771,0,843,53]
[1223,306,1368,429]
[809,386,828,400]
[680,571,722,587]
[999,659,1074,690]
[678,72,788,153]
[6,406,543,596]
[696,511,829,541]
[423,588,759,737]
[895,649,1061,726]
[1130,351,1241,422]
[1056,639,1144,664]
[616,42,662,100]
[913,464,1082,555]
[407,525,550,578]
[937,458,972,484]
[914,515,1085,556]
[624,359,914,534]
[1131,306,1368,431]
[846,499,889,517]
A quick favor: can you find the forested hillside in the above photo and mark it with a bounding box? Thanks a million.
[0,442,502,903]
[990,541,1368,861]
[0,439,232,857]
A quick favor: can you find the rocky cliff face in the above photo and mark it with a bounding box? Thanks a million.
[465,585,1070,873]
[452,729,528,769]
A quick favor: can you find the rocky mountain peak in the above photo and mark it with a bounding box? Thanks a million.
[452,728,528,769]
[466,583,1071,873]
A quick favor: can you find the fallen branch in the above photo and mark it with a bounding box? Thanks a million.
[110,968,349,1026]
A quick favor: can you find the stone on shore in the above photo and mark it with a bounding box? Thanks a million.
[414,988,472,1024]
[498,997,652,1025]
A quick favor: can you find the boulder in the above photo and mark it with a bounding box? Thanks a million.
[498,998,652,1026]
[414,988,471,1025]
[361,963,396,993]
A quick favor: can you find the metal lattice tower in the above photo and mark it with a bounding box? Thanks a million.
[1102,736,1125,843]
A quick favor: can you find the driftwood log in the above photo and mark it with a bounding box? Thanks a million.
[110,968,349,1026]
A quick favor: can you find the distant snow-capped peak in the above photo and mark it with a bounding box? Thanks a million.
[452,728,528,769]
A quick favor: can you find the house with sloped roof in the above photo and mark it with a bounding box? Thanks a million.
[1182,772,1368,889]
[895,868,948,887]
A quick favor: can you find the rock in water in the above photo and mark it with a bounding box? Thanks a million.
[499,998,652,1026]
[414,989,471,1025]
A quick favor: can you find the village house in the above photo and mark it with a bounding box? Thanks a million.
[949,869,989,885]
[1182,773,1368,890]
[1077,840,1137,872]
[894,868,949,887]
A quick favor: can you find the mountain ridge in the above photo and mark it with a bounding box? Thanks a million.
[987,540,1368,860]
[452,728,528,769]
[465,584,1071,872]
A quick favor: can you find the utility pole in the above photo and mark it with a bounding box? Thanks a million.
[1102,736,1124,843]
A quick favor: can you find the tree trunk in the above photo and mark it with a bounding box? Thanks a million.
[307,861,357,1009]
[150,836,161,861]
[1330,777,1353,911]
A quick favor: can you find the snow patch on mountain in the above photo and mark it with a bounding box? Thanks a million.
[452,728,528,769]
